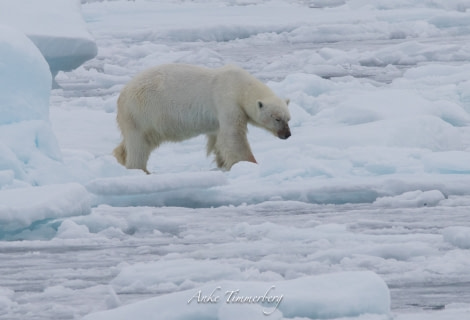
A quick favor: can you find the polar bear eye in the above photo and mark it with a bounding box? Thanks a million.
[275,118,281,122]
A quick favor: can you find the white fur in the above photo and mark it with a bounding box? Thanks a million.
[114,63,291,172]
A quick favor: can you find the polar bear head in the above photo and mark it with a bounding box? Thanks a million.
[256,97,291,139]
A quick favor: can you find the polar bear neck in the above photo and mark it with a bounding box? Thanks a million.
[214,65,274,123]
[233,72,272,117]
[241,78,273,121]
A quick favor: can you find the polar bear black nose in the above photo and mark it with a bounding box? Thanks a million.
[278,128,291,139]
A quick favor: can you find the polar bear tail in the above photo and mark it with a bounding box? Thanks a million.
[113,141,127,166]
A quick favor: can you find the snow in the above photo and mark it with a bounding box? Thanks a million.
[86,171,228,207]
[373,190,445,208]
[86,171,227,196]
[83,271,390,320]
[0,25,63,186]
[0,0,98,81]
[0,183,91,240]
[442,227,470,249]
[1,0,470,319]
[0,26,51,124]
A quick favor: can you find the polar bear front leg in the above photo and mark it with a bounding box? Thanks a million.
[213,128,257,170]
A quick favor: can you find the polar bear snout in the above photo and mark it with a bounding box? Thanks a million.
[278,126,291,139]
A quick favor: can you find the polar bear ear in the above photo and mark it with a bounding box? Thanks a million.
[285,98,290,106]
[258,101,264,109]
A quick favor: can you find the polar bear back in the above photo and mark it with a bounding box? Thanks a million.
[118,64,222,142]
[117,64,275,142]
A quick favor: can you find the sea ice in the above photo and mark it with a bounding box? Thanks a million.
[0,25,62,187]
[0,183,91,239]
[83,271,390,320]
[0,26,51,124]
[0,0,98,82]
[442,227,470,249]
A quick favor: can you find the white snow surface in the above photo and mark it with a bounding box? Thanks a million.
[83,271,390,320]
[0,183,91,237]
[0,25,63,188]
[0,26,51,124]
[1,0,470,319]
[0,0,97,78]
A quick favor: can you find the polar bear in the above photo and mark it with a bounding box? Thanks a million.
[113,63,291,173]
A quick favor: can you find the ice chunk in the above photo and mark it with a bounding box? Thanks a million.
[86,171,227,195]
[0,183,91,238]
[0,171,14,187]
[56,219,92,239]
[86,171,228,207]
[111,259,244,294]
[443,227,470,249]
[0,287,15,315]
[0,26,62,186]
[0,26,51,124]
[83,1,311,43]
[423,151,470,174]
[0,0,98,81]
[83,271,390,320]
[396,304,470,320]
[374,190,445,208]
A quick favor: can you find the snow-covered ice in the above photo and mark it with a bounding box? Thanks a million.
[0,0,97,82]
[83,271,390,320]
[0,25,62,187]
[0,26,51,124]
[1,0,470,319]
[0,183,90,239]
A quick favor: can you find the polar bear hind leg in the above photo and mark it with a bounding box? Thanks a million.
[113,141,127,166]
[123,129,158,174]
